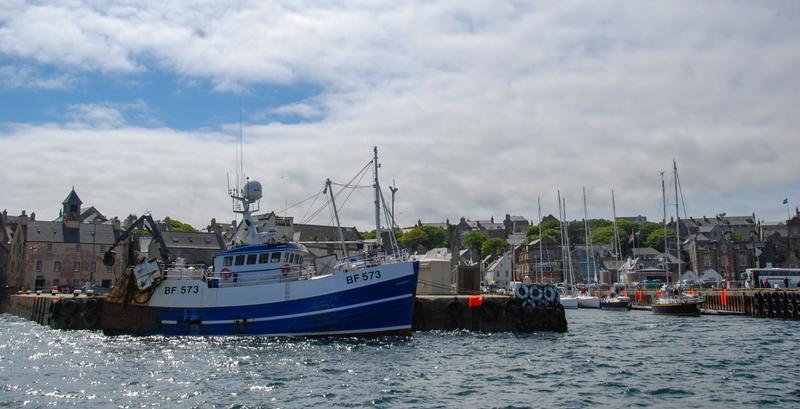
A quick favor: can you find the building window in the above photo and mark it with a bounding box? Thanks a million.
[72,279,80,288]
[703,255,711,268]
[35,260,42,272]
[54,261,61,272]
[52,278,59,287]
[76,243,81,251]
[90,262,96,273]
[106,265,112,273]
[101,279,112,288]
[73,261,80,272]
[47,243,53,253]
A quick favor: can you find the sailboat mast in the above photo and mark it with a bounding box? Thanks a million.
[612,189,621,263]
[673,160,682,278]
[373,146,382,248]
[538,196,544,283]
[557,190,564,282]
[661,172,668,285]
[582,186,591,284]
[564,197,574,286]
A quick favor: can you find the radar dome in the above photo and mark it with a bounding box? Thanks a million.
[243,180,263,202]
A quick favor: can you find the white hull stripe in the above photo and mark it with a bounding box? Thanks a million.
[160,293,413,325]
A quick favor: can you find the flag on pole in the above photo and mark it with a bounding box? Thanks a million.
[784,198,789,204]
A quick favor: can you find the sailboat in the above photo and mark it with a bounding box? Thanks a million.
[652,161,703,316]
[576,187,601,309]
[557,192,578,309]
[600,189,631,311]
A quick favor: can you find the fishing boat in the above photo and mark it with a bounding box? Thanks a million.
[101,147,420,336]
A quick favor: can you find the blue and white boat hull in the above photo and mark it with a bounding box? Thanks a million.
[104,260,419,337]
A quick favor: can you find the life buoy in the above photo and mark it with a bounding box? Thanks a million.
[480,302,500,321]
[84,298,98,314]
[447,299,462,316]
[528,284,543,301]
[543,286,557,303]
[62,299,77,315]
[220,268,232,279]
[281,263,291,276]
[514,284,529,300]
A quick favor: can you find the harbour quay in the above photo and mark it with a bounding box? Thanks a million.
[2,291,568,334]
[625,288,800,319]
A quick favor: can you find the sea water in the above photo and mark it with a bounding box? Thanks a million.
[1,309,799,408]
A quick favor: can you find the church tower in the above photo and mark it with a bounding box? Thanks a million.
[62,187,83,221]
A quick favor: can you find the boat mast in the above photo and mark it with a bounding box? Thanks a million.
[582,186,592,284]
[612,189,621,263]
[325,178,348,258]
[538,196,544,283]
[673,160,682,278]
[558,190,566,284]
[563,196,574,286]
[661,171,669,286]
[373,146,382,249]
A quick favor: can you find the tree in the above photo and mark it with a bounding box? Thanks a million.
[397,229,427,251]
[463,231,488,252]
[645,228,676,252]
[591,225,617,245]
[362,230,376,240]
[169,219,198,233]
[397,226,446,252]
[481,237,508,258]
[419,226,447,248]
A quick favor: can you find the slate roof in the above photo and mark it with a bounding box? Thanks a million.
[161,231,225,249]
[25,221,120,244]
[62,189,82,205]
[294,224,362,241]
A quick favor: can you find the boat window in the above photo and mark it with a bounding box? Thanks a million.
[246,254,257,265]
[234,255,245,266]
[258,253,270,264]
[270,253,281,263]
[290,254,297,264]
[283,252,289,263]
[223,256,233,267]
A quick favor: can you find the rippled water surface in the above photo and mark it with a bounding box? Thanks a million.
[2,310,799,408]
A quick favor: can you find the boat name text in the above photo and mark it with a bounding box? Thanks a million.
[164,285,200,295]
[346,270,382,285]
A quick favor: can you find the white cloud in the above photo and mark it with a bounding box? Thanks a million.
[1,1,799,228]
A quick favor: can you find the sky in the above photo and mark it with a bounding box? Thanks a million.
[1,1,799,232]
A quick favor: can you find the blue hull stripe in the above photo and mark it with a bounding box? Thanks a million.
[159,293,414,336]
[162,293,412,325]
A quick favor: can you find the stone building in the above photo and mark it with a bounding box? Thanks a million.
[0,211,11,287]
[761,209,800,268]
[516,236,563,283]
[5,189,127,290]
